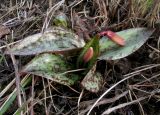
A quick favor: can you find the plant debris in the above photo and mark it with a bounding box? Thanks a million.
[0,25,10,38]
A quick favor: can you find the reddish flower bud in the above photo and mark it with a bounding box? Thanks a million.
[98,31,108,36]
[83,47,94,63]
[99,30,125,46]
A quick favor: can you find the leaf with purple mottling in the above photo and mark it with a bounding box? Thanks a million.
[81,65,103,93]
[21,53,79,86]
[6,27,85,55]
[99,28,154,60]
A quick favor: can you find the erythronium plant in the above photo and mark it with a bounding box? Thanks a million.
[5,13,154,93]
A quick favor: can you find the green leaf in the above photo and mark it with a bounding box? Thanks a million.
[81,65,103,93]
[99,28,154,60]
[77,35,100,68]
[21,53,79,86]
[6,27,85,55]
[53,12,68,28]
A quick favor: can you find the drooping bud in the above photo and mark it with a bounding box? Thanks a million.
[83,47,94,63]
[99,30,125,46]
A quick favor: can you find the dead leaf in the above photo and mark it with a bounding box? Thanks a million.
[0,25,10,38]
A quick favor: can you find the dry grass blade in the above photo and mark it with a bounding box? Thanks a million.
[47,79,59,112]
[123,64,160,77]
[30,75,34,115]
[0,40,21,50]
[8,41,22,109]
[0,39,22,110]
[135,73,160,85]
[0,74,31,115]
[130,0,160,26]
[42,77,48,114]
[78,89,84,115]
[42,0,65,32]
[131,90,145,115]
[79,91,128,115]
[0,78,15,98]
[102,96,148,115]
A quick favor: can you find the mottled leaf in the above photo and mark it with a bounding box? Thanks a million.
[21,53,79,86]
[6,26,85,55]
[77,35,99,68]
[99,28,154,60]
[53,12,68,27]
[81,65,103,93]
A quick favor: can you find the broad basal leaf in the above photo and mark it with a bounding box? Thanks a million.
[77,35,100,68]
[81,65,103,93]
[21,53,79,86]
[6,26,85,55]
[99,28,154,60]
